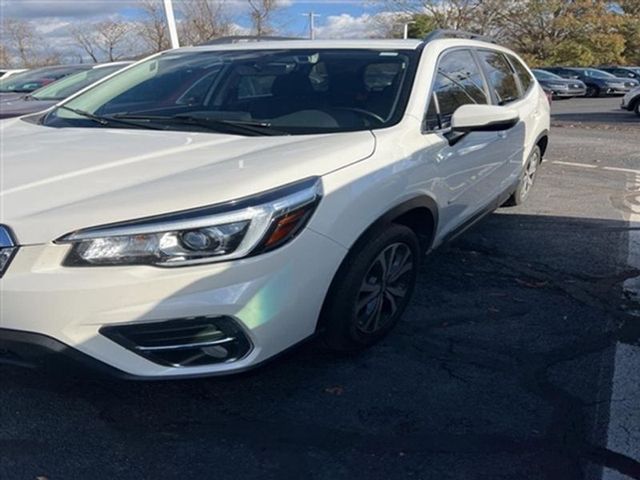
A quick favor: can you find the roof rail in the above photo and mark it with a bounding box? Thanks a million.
[423,29,496,44]
[201,35,302,45]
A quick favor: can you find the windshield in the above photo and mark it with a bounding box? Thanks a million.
[32,65,128,101]
[43,49,418,135]
[581,68,616,79]
[533,70,562,80]
[0,66,86,93]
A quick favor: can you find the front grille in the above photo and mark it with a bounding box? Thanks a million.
[101,316,252,367]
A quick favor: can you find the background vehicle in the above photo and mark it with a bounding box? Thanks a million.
[0,69,27,79]
[598,66,640,80]
[0,65,90,101]
[0,62,132,119]
[621,85,640,116]
[542,67,639,96]
[532,69,586,98]
[0,33,550,379]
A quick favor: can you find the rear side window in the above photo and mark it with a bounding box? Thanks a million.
[424,49,488,131]
[509,55,534,94]
[477,51,520,105]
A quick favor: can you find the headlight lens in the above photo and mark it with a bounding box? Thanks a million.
[58,177,322,267]
[0,226,17,278]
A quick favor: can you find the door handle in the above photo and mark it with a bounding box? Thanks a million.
[497,131,507,139]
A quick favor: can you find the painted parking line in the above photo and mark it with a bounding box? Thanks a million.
[550,160,640,176]
[603,173,640,480]
[550,158,640,478]
[551,160,599,169]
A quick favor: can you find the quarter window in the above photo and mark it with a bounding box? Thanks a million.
[509,55,533,94]
[477,51,521,105]
[424,49,488,131]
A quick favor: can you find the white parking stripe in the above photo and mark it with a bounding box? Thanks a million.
[550,160,640,176]
[602,166,640,175]
[550,160,599,169]
[603,173,640,479]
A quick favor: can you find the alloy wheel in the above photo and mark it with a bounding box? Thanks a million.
[355,242,414,334]
[521,149,540,199]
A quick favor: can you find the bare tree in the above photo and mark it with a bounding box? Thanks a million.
[96,20,132,61]
[178,0,236,45]
[248,0,282,37]
[71,19,132,62]
[0,43,12,67]
[378,0,505,34]
[138,0,171,52]
[2,19,37,67]
[71,24,100,62]
[1,18,62,67]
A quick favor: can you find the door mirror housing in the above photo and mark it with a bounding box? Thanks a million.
[451,104,519,133]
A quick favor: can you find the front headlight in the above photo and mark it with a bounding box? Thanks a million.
[58,177,322,267]
[0,225,17,277]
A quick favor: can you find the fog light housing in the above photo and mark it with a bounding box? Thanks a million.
[101,316,252,367]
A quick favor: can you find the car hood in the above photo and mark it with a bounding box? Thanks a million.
[0,98,55,119]
[0,92,24,102]
[0,119,376,244]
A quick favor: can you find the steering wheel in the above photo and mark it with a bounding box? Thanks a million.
[332,107,386,126]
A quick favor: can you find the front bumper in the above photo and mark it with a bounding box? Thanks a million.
[552,88,586,97]
[0,228,346,378]
[604,86,632,95]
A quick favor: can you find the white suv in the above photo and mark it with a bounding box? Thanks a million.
[0,31,550,379]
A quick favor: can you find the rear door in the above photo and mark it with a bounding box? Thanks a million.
[420,48,517,237]
[474,50,528,193]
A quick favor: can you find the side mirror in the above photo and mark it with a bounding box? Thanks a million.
[451,104,519,133]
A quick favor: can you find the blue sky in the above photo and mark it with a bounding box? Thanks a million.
[0,0,402,60]
[1,1,382,36]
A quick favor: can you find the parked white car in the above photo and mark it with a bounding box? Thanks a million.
[621,85,640,116]
[0,31,550,379]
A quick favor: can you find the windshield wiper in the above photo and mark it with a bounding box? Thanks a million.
[113,113,289,136]
[57,105,166,130]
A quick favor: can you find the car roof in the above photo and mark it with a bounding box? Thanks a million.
[180,39,426,52]
[175,37,512,58]
[91,61,133,70]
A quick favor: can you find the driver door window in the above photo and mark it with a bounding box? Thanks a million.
[424,49,489,131]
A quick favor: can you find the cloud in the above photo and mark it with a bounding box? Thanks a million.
[315,12,403,39]
[0,0,138,19]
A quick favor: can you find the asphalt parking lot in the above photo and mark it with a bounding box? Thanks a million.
[1,97,638,480]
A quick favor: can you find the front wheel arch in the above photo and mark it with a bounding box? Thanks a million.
[315,196,438,335]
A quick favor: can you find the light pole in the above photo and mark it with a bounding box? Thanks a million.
[163,0,180,49]
[402,21,416,40]
[302,12,321,40]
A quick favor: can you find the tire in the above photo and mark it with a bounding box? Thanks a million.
[321,223,421,351]
[634,101,640,117]
[586,85,600,98]
[504,145,541,207]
